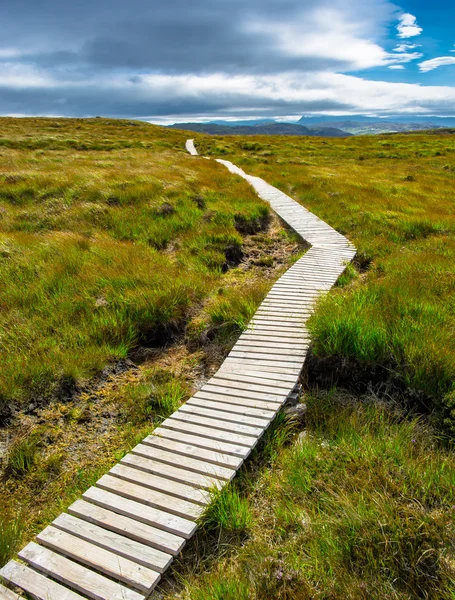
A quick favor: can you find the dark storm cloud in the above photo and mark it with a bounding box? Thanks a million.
[2,0,350,74]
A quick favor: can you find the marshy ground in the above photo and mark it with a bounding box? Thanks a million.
[1,120,454,599]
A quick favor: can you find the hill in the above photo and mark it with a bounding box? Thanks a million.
[168,122,352,137]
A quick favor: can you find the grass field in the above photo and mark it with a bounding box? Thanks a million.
[159,392,455,600]
[196,132,455,431]
[0,117,303,566]
[147,130,455,600]
[2,120,454,598]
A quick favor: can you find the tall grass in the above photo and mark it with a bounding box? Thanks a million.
[197,132,455,427]
[0,117,271,413]
[169,391,455,600]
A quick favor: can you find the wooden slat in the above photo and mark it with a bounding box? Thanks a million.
[194,390,282,411]
[187,396,276,419]
[165,413,263,439]
[67,498,185,555]
[222,357,302,373]
[121,452,224,490]
[131,442,237,480]
[150,427,251,458]
[0,560,85,600]
[0,583,22,600]
[213,370,297,388]
[19,543,145,600]
[52,513,171,573]
[37,526,160,593]
[160,418,259,447]
[96,475,204,520]
[178,404,270,428]
[83,486,196,538]
[200,382,287,402]
[110,463,210,505]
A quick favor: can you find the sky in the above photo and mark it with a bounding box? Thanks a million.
[0,0,454,122]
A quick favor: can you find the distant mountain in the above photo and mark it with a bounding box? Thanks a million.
[206,119,276,126]
[297,115,455,134]
[167,122,351,137]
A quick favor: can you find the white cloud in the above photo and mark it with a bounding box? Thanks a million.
[0,62,55,88]
[0,48,21,59]
[397,13,422,39]
[419,56,455,72]
[389,65,405,70]
[116,71,455,116]
[393,43,419,53]
[246,6,422,72]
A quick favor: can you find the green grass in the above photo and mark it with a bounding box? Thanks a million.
[196,132,455,429]
[165,392,455,600]
[0,118,272,414]
[0,117,306,568]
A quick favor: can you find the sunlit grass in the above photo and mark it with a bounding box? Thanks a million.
[0,118,271,413]
[167,391,455,600]
[197,132,455,429]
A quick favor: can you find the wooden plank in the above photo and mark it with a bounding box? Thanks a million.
[0,560,85,600]
[52,513,172,573]
[231,346,306,358]
[167,412,263,438]
[201,382,287,402]
[201,379,288,399]
[37,526,160,594]
[222,357,302,373]
[83,486,196,538]
[121,453,224,490]
[150,427,251,458]
[0,583,21,600]
[187,396,276,419]
[250,318,308,328]
[110,463,210,505]
[235,339,309,350]
[95,475,204,521]
[214,369,297,387]
[220,359,301,375]
[254,309,310,317]
[141,435,243,469]
[194,390,282,411]
[250,315,305,323]
[19,543,144,600]
[131,443,237,480]
[178,404,270,428]
[67,499,185,555]
[229,351,304,364]
[245,326,307,338]
[161,414,260,445]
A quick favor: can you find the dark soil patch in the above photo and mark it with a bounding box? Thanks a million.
[303,348,434,415]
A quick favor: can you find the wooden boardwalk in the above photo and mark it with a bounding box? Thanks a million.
[0,140,355,600]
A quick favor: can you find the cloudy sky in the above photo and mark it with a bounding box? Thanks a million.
[0,0,454,122]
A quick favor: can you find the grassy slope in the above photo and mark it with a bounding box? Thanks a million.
[196,133,455,429]
[152,132,455,600]
[0,118,271,413]
[0,118,304,566]
[162,392,455,600]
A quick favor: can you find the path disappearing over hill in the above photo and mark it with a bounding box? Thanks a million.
[0,141,355,600]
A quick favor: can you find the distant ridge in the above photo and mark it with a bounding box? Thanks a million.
[167,122,351,138]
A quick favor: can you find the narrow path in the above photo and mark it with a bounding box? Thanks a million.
[0,141,355,600]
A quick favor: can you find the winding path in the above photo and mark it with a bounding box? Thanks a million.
[0,141,355,600]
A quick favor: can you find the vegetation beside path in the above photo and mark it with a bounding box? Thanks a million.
[158,392,455,600]
[197,132,455,431]
[0,118,303,566]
